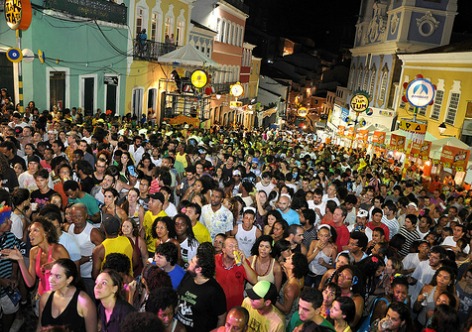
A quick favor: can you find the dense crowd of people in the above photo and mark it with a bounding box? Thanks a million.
[0,99,471,332]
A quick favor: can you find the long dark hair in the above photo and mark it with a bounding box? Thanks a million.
[53,258,85,292]
[173,213,197,248]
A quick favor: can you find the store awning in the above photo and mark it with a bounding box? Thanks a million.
[159,44,220,68]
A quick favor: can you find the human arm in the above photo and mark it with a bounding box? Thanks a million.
[275,282,299,314]
[241,251,258,285]
[138,236,149,267]
[230,225,238,236]
[78,291,98,332]
[92,245,104,280]
[1,246,37,288]
[413,285,431,312]
[370,299,388,325]
[352,294,365,327]
[273,260,283,292]
[37,291,52,331]
[90,228,104,246]
[307,240,320,263]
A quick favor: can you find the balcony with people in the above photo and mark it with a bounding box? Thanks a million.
[133,30,178,62]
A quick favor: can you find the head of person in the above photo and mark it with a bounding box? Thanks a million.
[383,302,412,332]
[145,287,179,329]
[246,280,278,310]
[336,265,364,295]
[287,224,304,244]
[429,304,460,332]
[101,214,121,237]
[120,312,165,332]
[297,287,323,322]
[94,268,123,302]
[49,258,83,292]
[390,276,409,303]
[154,242,179,268]
[188,249,215,279]
[270,219,289,239]
[321,282,341,306]
[429,246,447,268]
[141,265,172,292]
[285,252,309,279]
[430,266,456,292]
[348,231,368,252]
[332,206,347,225]
[151,216,176,240]
[102,253,132,277]
[120,218,140,238]
[29,216,59,246]
[330,296,356,325]
[250,234,275,257]
[222,306,250,332]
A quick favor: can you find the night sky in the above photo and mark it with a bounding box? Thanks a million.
[245,0,472,51]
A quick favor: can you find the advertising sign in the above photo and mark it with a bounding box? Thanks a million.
[440,146,470,171]
[411,141,431,160]
[390,134,405,152]
[405,78,435,107]
[372,131,386,145]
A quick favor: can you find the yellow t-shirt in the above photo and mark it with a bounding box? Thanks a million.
[192,221,212,244]
[102,235,134,276]
[143,210,168,253]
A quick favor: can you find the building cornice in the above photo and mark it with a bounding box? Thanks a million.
[398,52,472,64]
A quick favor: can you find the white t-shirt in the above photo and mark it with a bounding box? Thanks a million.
[441,235,470,254]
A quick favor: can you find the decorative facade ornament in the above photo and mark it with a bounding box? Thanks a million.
[416,11,440,37]
[390,13,399,35]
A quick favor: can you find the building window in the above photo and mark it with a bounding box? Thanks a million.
[151,13,158,41]
[216,18,221,41]
[49,70,67,111]
[445,90,460,125]
[417,107,426,116]
[431,90,444,120]
[176,20,185,46]
[369,65,376,96]
[165,16,174,39]
[136,8,144,36]
[220,20,226,42]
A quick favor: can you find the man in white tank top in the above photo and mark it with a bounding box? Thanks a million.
[232,208,262,257]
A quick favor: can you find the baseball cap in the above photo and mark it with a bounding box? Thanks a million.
[233,169,241,176]
[407,202,418,210]
[198,148,207,154]
[357,209,368,218]
[149,192,165,203]
[252,158,259,164]
[246,281,278,304]
[102,214,121,235]
[27,155,41,164]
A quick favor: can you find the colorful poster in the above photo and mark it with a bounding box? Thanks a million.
[399,119,427,143]
[357,129,369,142]
[440,146,470,171]
[372,131,386,145]
[410,141,431,160]
[338,126,345,136]
[390,134,406,152]
[345,127,355,138]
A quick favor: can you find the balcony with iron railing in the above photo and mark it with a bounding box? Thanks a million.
[43,0,127,25]
[133,39,177,62]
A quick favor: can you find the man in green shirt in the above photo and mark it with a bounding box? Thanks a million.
[287,287,335,332]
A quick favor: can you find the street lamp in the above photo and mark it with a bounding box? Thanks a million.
[438,122,455,137]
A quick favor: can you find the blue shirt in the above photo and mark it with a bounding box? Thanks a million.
[277,208,300,226]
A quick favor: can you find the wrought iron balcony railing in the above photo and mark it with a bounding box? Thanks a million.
[133,39,177,61]
[43,0,127,25]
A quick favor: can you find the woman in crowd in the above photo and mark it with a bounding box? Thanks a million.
[1,217,70,298]
[173,213,199,267]
[330,296,356,332]
[121,188,145,233]
[318,252,350,291]
[247,235,283,291]
[255,190,272,230]
[270,218,290,242]
[38,258,97,332]
[333,265,365,327]
[414,265,458,327]
[276,252,309,324]
[132,265,172,312]
[375,256,403,296]
[356,255,385,299]
[426,304,460,332]
[137,154,154,177]
[456,265,472,326]
[263,209,283,235]
[95,269,136,332]
[152,216,182,265]
[101,188,127,222]
[306,224,337,288]
[145,287,186,332]
[213,233,226,255]
[121,218,148,277]
[182,178,211,207]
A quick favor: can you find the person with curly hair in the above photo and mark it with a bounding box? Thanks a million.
[145,287,186,332]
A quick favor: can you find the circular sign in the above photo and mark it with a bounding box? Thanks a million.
[6,48,23,63]
[4,0,32,30]
[405,78,435,107]
[297,107,308,117]
[190,69,208,89]
[230,82,244,97]
[350,93,370,113]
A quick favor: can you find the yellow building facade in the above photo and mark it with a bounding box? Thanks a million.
[397,50,472,141]
[124,0,193,121]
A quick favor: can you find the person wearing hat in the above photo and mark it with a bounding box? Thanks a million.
[349,206,371,235]
[91,214,133,279]
[143,192,168,255]
[241,280,285,332]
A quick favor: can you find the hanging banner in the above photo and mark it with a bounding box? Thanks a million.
[372,131,386,145]
[411,141,431,160]
[390,134,406,152]
[440,146,470,171]
[338,125,345,136]
[399,119,428,143]
[357,129,369,142]
[345,127,354,138]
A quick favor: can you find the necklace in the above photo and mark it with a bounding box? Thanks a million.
[255,256,271,276]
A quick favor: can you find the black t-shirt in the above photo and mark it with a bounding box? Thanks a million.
[31,189,57,210]
[176,273,227,332]
[1,168,19,192]
[9,155,26,170]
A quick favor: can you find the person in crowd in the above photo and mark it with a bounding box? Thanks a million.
[276,194,300,226]
[211,306,250,332]
[154,242,185,290]
[173,213,199,267]
[270,218,290,242]
[232,208,262,257]
[132,264,172,312]
[64,180,101,224]
[1,217,70,298]
[329,296,356,332]
[307,224,337,288]
[247,234,283,292]
[175,248,227,332]
[200,188,234,240]
[370,302,413,332]
[121,218,148,277]
[332,265,365,327]
[101,187,128,222]
[38,258,97,332]
[318,253,350,291]
[242,280,285,332]
[143,192,168,255]
[95,268,136,332]
[145,287,186,332]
